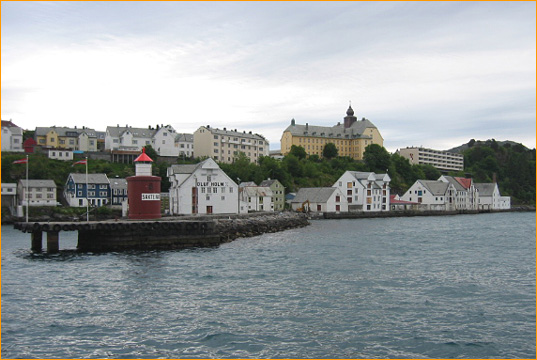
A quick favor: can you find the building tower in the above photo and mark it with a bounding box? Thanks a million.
[126,148,161,219]
[343,104,357,128]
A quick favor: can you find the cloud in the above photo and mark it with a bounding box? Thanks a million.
[1,1,535,152]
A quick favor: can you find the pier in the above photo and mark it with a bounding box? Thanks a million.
[14,220,218,253]
[13,212,311,253]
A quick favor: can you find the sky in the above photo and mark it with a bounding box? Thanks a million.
[1,1,535,153]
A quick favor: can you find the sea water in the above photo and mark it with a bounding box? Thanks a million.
[1,212,535,358]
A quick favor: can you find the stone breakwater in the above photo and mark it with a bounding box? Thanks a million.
[214,212,310,243]
[14,212,311,253]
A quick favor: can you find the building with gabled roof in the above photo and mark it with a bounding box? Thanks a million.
[2,120,24,152]
[175,133,194,158]
[291,187,347,213]
[167,158,239,215]
[240,185,274,212]
[35,126,98,151]
[333,171,390,212]
[280,105,383,160]
[17,179,58,206]
[475,182,511,210]
[64,173,111,207]
[260,179,285,211]
[438,175,478,210]
[400,179,456,211]
[105,124,180,157]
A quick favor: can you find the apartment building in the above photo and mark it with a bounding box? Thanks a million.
[397,147,464,172]
[193,126,269,164]
[280,105,383,160]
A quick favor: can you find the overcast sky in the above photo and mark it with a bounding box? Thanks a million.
[2,1,535,152]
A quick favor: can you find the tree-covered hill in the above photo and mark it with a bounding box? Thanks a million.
[2,139,534,206]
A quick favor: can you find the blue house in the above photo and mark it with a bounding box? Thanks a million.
[64,173,111,207]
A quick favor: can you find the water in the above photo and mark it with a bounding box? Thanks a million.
[2,212,535,358]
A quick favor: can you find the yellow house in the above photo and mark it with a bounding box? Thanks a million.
[280,105,383,160]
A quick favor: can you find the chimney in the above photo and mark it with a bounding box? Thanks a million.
[492,172,497,183]
[291,118,295,126]
[306,123,309,130]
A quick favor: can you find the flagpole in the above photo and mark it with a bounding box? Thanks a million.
[25,154,29,223]
[86,157,89,222]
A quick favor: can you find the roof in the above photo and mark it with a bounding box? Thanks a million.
[19,179,57,188]
[259,179,282,187]
[134,148,153,162]
[200,126,267,141]
[110,178,127,189]
[242,186,273,197]
[439,175,469,191]
[418,180,451,196]
[474,183,497,196]
[35,126,97,138]
[68,173,110,184]
[239,181,257,187]
[454,177,472,189]
[168,158,218,176]
[175,133,194,142]
[292,187,338,203]
[2,120,21,128]
[390,194,418,205]
[106,126,156,139]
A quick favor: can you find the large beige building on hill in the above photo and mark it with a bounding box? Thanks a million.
[280,105,383,160]
[193,126,269,164]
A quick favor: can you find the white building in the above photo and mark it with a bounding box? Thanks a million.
[193,125,269,164]
[167,158,239,215]
[401,180,457,211]
[291,187,348,213]
[17,180,58,207]
[48,149,74,161]
[475,183,511,210]
[397,147,464,172]
[105,125,181,157]
[1,120,24,152]
[1,183,18,212]
[175,133,194,158]
[438,175,478,211]
[240,186,274,212]
[333,171,391,212]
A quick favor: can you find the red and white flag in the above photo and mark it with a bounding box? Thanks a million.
[12,158,28,164]
[72,159,87,166]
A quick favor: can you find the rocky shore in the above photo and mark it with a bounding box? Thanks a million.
[213,212,310,243]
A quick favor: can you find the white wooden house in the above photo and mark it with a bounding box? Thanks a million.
[401,180,457,211]
[333,171,390,212]
[291,187,348,213]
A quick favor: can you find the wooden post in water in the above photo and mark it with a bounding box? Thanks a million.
[46,231,59,253]
[31,231,42,252]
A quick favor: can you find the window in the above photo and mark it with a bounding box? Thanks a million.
[100,191,107,197]
[113,139,119,143]
[164,132,167,136]
[201,187,206,193]
[347,182,352,188]
[347,197,352,203]
[78,191,82,196]
[36,194,42,198]
[214,135,218,139]
[47,194,54,199]
[133,140,138,144]
[230,187,234,193]
[213,187,218,194]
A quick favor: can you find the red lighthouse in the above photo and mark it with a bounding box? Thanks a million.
[127,148,161,219]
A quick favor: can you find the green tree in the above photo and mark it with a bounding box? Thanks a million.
[289,145,307,160]
[143,144,158,161]
[363,144,391,173]
[322,143,338,159]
